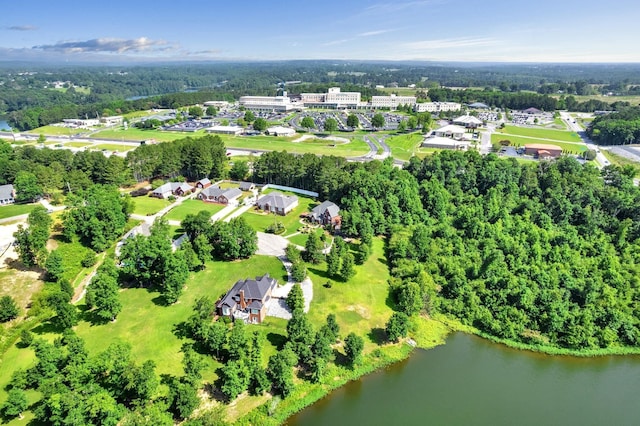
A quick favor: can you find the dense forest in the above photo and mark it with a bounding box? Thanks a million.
[587,106,640,145]
[3,61,640,130]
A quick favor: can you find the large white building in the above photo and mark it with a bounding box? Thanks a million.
[415,102,462,113]
[239,92,298,112]
[371,94,417,109]
[301,87,361,109]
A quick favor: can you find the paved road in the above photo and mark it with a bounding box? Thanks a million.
[559,111,608,168]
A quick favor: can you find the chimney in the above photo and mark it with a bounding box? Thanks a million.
[239,290,246,310]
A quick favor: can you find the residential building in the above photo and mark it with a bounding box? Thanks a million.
[198,186,242,204]
[256,192,299,215]
[196,178,212,189]
[239,182,256,191]
[217,274,278,323]
[371,94,417,109]
[310,200,341,228]
[0,184,15,205]
[414,102,461,113]
[152,182,194,199]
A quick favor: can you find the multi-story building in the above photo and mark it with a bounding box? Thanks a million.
[415,102,462,113]
[301,87,361,109]
[239,92,297,112]
[371,94,417,109]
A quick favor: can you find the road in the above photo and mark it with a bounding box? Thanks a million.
[559,111,609,168]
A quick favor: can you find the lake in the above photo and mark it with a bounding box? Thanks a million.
[287,333,640,426]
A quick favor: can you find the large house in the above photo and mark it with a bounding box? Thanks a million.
[256,192,299,215]
[198,186,242,204]
[310,200,341,228]
[196,178,212,189]
[152,182,194,199]
[0,184,15,205]
[217,274,278,324]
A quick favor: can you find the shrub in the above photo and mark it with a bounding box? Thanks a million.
[0,296,19,322]
[81,252,97,268]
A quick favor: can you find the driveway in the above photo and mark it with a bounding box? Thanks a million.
[256,232,303,256]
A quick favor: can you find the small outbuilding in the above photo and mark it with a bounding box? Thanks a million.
[266,126,296,137]
[0,184,16,205]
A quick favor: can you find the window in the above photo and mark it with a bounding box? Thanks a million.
[222,307,229,316]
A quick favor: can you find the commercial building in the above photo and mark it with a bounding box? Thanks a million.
[206,125,244,135]
[239,92,298,112]
[100,116,123,125]
[421,136,471,151]
[301,87,361,109]
[524,144,563,158]
[433,124,468,140]
[415,102,462,113]
[371,94,417,109]
[266,126,296,137]
[452,115,483,128]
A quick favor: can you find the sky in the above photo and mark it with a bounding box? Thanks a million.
[1,0,639,63]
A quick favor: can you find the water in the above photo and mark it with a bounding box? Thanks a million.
[0,120,12,131]
[288,333,640,426]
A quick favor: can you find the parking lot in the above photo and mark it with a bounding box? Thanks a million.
[291,111,406,132]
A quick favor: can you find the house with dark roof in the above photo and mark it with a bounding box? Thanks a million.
[198,186,242,204]
[256,192,298,215]
[217,274,278,323]
[239,182,255,191]
[0,184,15,205]
[310,200,341,228]
[152,182,194,199]
[196,178,212,189]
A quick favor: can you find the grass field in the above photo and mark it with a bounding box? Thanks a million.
[163,199,228,222]
[26,125,76,136]
[66,141,92,148]
[497,125,582,142]
[0,203,38,220]
[601,150,640,176]
[50,235,96,285]
[220,135,370,157]
[93,127,200,142]
[242,195,314,235]
[91,144,135,152]
[385,133,424,161]
[491,134,587,153]
[131,196,172,216]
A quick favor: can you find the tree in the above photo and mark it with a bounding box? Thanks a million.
[346,114,359,128]
[290,261,307,282]
[326,246,341,278]
[303,232,323,264]
[37,133,46,144]
[340,252,356,281]
[20,329,34,347]
[386,312,410,342]
[407,116,418,129]
[228,320,248,360]
[344,333,364,367]
[181,343,206,385]
[52,301,78,329]
[371,113,385,129]
[14,170,42,202]
[253,117,268,132]
[0,295,19,322]
[301,116,315,131]
[86,266,122,321]
[203,321,228,360]
[398,120,407,132]
[229,160,249,181]
[324,117,338,133]
[205,106,218,117]
[286,283,305,313]
[45,249,65,282]
[219,360,249,401]
[160,251,189,304]
[244,111,256,123]
[13,205,51,267]
[326,313,340,341]
[397,281,423,316]
[167,380,199,420]
[188,106,203,118]
[2,389,27,419]
[267,348,297,397]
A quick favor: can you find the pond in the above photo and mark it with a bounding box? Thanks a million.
[287,333,640,426]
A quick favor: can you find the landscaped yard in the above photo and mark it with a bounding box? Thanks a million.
[163,199,228,222]
[385,133,424,161]
[242,194,315,235]
[0,203,39,220]
[491,134,587,153]
[66,141,93,148]
[220,134,370,157]
[93,127,201,142]
[131,196,172,216]
[26,125,77,136]
[497,125,582,142]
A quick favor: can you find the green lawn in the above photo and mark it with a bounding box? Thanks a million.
[93,127,201,142]
[220,135,370,157]
[163,199,228,222]
[497,125,582,142]
[491,134,588,153]
[601,150,640,176]
[51,235,96,285]
[74,255,287,377]
[66,141,92,148]
[242,195,314,235]
[286,227,326,247]
[91,144,135,152]
[131,196,172,216]
[306,238,393,351]
[385,133,424,161]
[0,203,38,220]
[26,125,76,136]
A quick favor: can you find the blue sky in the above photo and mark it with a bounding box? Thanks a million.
[2,0,639,62]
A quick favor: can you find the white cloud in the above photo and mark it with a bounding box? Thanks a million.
[403,37,498,50]
[7,25,38,31]
[322,39,350,46]
[357,29,394,37]
[33,37,175,54]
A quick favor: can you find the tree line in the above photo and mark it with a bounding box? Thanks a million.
[586,106,640,145]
